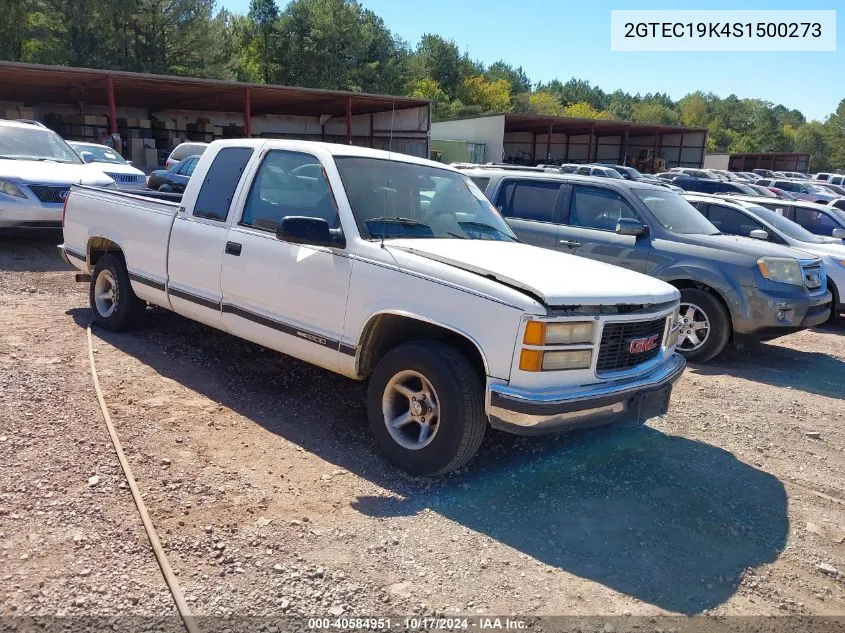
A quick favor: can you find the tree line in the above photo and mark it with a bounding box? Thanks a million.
[2,0,844,170]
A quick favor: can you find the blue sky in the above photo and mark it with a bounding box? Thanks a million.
[219,0,842,121]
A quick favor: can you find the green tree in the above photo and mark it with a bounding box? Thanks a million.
[795,122,831,172]
[631,102,680,125]
[458,75,512,113]
[249,0,279,83]
[678,93,709,128]
[562,101,611,120]
[521,91,564,116]
[273,0,407,94]
[410,34,462,99]
[485,61,531,94]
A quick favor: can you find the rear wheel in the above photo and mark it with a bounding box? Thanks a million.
[367,341,486,476]
[89,253,144,331]
[676,288,731,363]
[158,184,173,193]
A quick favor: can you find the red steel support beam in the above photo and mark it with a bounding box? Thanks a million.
[619,126,630,165]
[652,127,661,167]
[532,132,537,163]
[244,88,252,137]
[698,132,706,168]
[346,96,352,144]
[677,132,685,168]
[586,123,596,163]
[546,120,553,160]
[107,76,118,135]
[564,134,570,162]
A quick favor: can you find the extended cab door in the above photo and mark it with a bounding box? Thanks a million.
[554,184,651,272]
[166,146,255,329]
[493,178,564,249]
[220,148,351,374]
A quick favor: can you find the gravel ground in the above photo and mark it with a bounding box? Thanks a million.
[2,230,845,629]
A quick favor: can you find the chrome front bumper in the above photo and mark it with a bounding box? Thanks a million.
[487,353,686,435]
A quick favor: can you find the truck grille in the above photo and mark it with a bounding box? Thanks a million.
[105,173,143,184]
[596,316,667,374]
[801,262,823,290]
[29,185,70,204]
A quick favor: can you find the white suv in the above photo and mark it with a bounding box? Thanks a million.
[0,120,116,228]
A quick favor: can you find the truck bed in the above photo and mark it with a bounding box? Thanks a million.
[62,185,181,304]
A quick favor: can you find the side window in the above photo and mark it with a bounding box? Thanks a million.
[184,158,198,177]
[241,150,338,233]
[833,199,845,212]
[568,186,639,231]
[706,204,765,237]
[193,147,254,221]
[176,158,194,176]
[576,167,592,176]
[498,180,561,222]
[794,208,840,236]
[470,176,490,195]
[832,176,843,186]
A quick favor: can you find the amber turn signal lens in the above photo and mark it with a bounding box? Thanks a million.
[523,321,546,345]
[519,348,543,372]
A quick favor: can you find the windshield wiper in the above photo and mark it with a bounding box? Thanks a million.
[459,221,517,241]
[367,216,430,226]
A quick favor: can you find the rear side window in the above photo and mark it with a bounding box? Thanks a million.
[470,176,490,195]
[793,207,840,236]
[193,147,254,221]
[705,204,765,237]
[497,180,561,222]
[241,150,338,232]
[177,157,197,176]
[831,176,844,186]
[568,185,639,231]
[172,143,206,162]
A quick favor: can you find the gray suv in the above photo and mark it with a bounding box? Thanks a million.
[465,168,832,362]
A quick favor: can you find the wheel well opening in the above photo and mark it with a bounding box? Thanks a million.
[667,279,734,340]
[357,314,487,381]
[87,237,123,267]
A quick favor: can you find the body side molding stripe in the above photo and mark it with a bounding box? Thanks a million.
[128,272,166,292]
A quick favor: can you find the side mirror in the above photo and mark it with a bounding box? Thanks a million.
[832,228,845,239]
[80,151,95,164]
[749,229,769,240]
[277,216,345,248]
[126,160,133,166]
[616,217,648,236]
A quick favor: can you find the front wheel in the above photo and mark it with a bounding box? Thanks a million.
[675,288,731,363]
[158,184,173,193]
[367,341,486,476]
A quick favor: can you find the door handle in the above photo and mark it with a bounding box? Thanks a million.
[225,241,242,256]
[559,239,582,248]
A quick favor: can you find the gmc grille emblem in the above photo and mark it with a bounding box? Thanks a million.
[629,334,660,354]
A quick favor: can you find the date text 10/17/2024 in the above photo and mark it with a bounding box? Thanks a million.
[307,618,529,630]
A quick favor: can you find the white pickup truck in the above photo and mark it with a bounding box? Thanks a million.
[60,140,685,475]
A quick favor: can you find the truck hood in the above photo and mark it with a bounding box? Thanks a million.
[677,233,820,262]
[0,160,115,185]
[385,239,680,307]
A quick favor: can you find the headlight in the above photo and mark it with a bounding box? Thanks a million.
[757,257,804,286]
[519,349,592,372]
[833,259,845,268]
[0,179,26,198]
[523,320,595,345]
[666,306,681,348]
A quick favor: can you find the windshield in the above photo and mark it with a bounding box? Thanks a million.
[334,157,517,242]
[604,168,624,179]
[625,167,644,179]
[745,204,826,243]
[808,184,836,195]
[747,185,777,197]
[0,126,81,164]
[69,143,127,165]
[636,189,720,235]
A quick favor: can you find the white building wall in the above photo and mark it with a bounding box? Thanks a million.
[431,116,506,163]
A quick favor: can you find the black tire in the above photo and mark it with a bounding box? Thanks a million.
[89,253,144,331]
[367,341,486,476]
[827,282,840,323]
[676,288,731,363]
[158,184,173,193]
